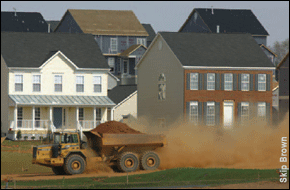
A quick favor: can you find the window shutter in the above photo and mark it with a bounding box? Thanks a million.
[215,102,220,126]
[238,74,242,91]
[250,74,254,91]
[187,73,190,90]
[255,74,259,91]
[221,73,224,90]
[198,102,202,125]
[203,102,207,125]
[233,74,237,91]
[186,102,190,121]
[266,102,271,121]
[237,102,241,123]
[215,74,220,90]
[199,73,203,90]
[266,74,271,91]
[204,73,207,90]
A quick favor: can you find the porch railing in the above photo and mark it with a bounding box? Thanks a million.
[10,120,51,130]
[78,120,101,131]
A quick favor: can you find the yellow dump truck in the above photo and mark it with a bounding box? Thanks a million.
[32,127,166,175]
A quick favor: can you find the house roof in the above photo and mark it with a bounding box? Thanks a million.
[60,9,148,36]
[119,44,147,57]
[142,24,156,42]
[277,52,289,69]
[1,32,109,69]
[9,95,115,107]
[108,85,137,105]
[260,44,277,57]
[46,20,60,32]
[1,11,49,33]
[179,8,269,36]
[159,32,275,68]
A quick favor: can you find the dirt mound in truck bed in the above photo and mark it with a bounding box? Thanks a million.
[91,121,142,134]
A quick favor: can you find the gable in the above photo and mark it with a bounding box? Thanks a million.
[54,11,83,33]
[179,10,211,33]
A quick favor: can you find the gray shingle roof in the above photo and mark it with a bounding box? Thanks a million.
[46,20,60,32]
[108,85,137,105]
[160,32,275,68]
[142,24,156,42]
[1,32,109,69]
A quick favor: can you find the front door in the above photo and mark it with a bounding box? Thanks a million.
[223,102,234,128]
[53,107,62,129]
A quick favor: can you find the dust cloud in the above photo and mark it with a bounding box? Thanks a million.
[129,113,289,170]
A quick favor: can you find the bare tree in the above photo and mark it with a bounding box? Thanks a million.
[269,38,289,66]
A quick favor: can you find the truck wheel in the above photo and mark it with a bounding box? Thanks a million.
[117,152,139,173]
[63,154,86,175]
[52,167,66,175]
[140,151,160,171]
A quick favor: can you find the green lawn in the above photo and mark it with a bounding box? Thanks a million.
[2,168,286,189]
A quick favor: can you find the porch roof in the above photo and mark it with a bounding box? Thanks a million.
[9,95,115,107]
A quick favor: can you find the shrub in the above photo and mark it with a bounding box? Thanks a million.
[24,136,28,140]
[39,136,43,141]
[16,130,22,140]
[31,136,36,140]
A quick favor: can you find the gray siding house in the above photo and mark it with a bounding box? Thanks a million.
[55,9,149,84]
[1,55,9,136]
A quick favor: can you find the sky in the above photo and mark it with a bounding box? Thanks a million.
[1,1,289,47]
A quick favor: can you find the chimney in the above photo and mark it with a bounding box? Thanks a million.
[217,25,220,33]
[211,6,214,14]
[48,23,50,33]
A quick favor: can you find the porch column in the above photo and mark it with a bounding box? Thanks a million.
[76,107,79,129]
[14,106,18,130]
[49,107,53,128]
[111,108,114,121]
[32,106,35,130]
[93,107,96,128]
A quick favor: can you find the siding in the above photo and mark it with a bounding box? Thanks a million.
[253,36,267,46]
[54,11,83,33]
[113,91,137,121]
[180,11,211,33]
[1,56,9,135]
[137,35,184,126]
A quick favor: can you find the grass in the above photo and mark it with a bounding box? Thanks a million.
[1,140,46,151]
[2,168,287,189]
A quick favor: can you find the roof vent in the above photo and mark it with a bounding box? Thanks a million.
[13,7,17,17]
[48,23,50,33]
[211,6,214,14]
[217,25,220,33]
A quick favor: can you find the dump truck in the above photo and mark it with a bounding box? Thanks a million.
[32,121,166,175]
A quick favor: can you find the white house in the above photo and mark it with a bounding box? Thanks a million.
[1,32,115,140]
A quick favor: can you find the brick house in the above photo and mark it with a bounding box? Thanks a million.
[136,32,275,128]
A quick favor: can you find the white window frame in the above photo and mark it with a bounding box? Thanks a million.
[110,38,117,52]
[241,102,250,123]
[189,101,199,125]
[241,74,250,91]
[158,73,166,101]
[190,73,199,90]
[54,75,63,92]
[108,58,115,73]
[207,73,215,91]
[15,74,23,92]
[224,73,233,91]
[258,74,266,91]
[137,38,146,47]
[32,75,41,92]
[76,75,84,93]
[257,102,266,117]
[206,102,215,126]
[93,76,102,93]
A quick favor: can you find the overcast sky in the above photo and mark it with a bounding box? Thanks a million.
[1,1,289,46]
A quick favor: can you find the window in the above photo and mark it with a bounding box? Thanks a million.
[123,60,129,74]
[137,38,146,47]
[110,38,117,52]
[79,108,84,121]
[72,134,79,143]
[117,59,121,73]
[258,74,266,91]
[54,75,62,92]
[93,76,102,93]
[207,73,215,90]
[108,58,115,72]
[63,108,66,126]
[15,75,23,92]
[17,107,23,128]
[35,107,40,128]
[206,102,215,126]
[157,118,166,128]
[241,74,250,91]
[190,101,199,125]
[224,73,233,91]
[257,102,266,117]
[158,73,166,101]
[241,102,249,123]
[32,75,41,92]
[76,76,84,92]
[190,73,198,90]
[96,108,102,121]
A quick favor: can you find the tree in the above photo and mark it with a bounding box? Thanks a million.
[269,38,289,66]
[16,130,22,140]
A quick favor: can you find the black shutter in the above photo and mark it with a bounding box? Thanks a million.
[204,102,207,125]
[221,73,224,91]
[199,73,203,90]
[250,74,254,91]
[186,102,190,121]
[255,74,259,91]
[238,74,242,91]
[215,73,220,90]
[204,73,207,90]
[233,74,237,91]
[266,102,271,122]
[187,73,190,90]
[215,102,220,126]
[266,74,271,91]
[198,102,202,125]
[237,102,241,124]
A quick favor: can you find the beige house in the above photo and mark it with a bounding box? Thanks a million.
[1,32,115,140]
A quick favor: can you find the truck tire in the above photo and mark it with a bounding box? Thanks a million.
[140,151,160,171]
[63,154,86,175]
[52,167,66,175]
[117,152,139,173]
